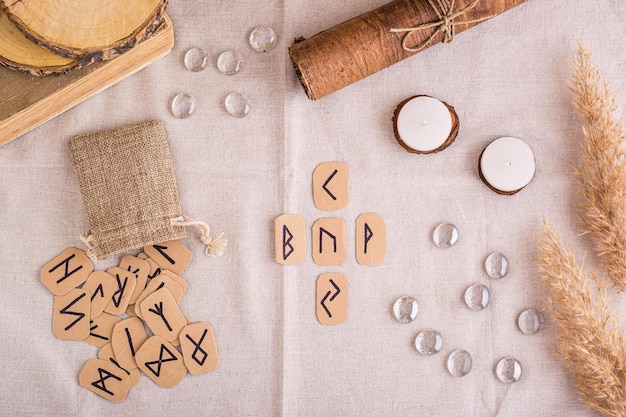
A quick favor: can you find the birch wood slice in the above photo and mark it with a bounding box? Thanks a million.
[0,10,77,75]
[0,0,168,61]
[0,14,174,147]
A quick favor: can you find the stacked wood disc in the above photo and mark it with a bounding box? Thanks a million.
[0,0,168,75]
[0,11,77,75]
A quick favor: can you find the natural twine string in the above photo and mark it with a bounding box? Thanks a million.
[81,217,227,258]
[80,230,96,259]
[391,0,494,52]
[170,215,227,257]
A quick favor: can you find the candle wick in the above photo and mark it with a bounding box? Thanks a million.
[504,160,512,167]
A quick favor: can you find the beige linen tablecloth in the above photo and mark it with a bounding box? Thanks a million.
[1,1,625,415]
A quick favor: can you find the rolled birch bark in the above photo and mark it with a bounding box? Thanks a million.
[289,0,527,100]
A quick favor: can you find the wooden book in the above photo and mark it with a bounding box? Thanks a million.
[0,14,174,148]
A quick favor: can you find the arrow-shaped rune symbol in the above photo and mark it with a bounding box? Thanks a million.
[322,169,338,201]
[320,278,341,318]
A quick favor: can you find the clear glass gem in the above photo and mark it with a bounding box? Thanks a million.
[217,50,244,75]
[171,93,195,119]
[464,284,490,310]
[184,47,208,72]
[495,357,522,382]
[518,308,544,335]
[392,296,419,323]
[432,223,458,248]
[485,252,509,279]
[249,25,277,52]
[224,92,251,118]
[414,330,443,355]
[447,349,472,377]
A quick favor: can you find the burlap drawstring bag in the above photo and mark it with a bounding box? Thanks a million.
[68,120,225,260]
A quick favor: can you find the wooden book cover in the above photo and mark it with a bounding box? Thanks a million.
[0,14,174,148]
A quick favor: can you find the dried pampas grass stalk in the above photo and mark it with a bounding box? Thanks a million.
[540,44,626,416]
[571,43,626,291]
[539,220,626,417]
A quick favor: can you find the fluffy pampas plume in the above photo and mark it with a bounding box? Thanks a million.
[572,44,626,291]
[539,220,626,416]
[539,44,626,416]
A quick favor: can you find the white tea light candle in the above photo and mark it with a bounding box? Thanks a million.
[479,136,535,194]
[393,95,459,153]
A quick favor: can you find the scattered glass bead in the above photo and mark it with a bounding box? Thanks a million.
[217,50,244,75]
[464,284,490,310]
[171,93,195,119]
[447,349,472,377]
[518,308,544,335]
[485,252,509,279]
[495,357,522,383]
[184,47,208,72]
[392,296,419,323]
[414,330,443,355]
[249,25,277,52]
[432,223,458,248]
[224,92,251,118]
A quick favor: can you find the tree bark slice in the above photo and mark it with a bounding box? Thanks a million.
[0,0,168,61]
[0,10,77,75]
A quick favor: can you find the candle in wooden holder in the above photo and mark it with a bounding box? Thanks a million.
[393,95,459,153]
[479,136,535,194]
[289,0,527,100]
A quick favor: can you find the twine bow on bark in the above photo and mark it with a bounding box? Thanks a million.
[391,0,494,52]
